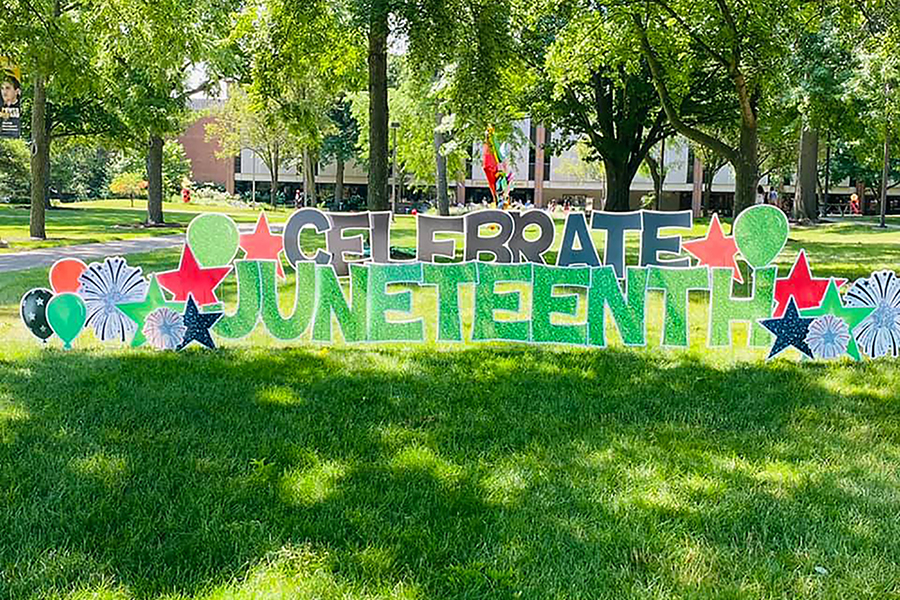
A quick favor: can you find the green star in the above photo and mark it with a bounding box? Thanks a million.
[118,275,185,347]
[801,279,873,361]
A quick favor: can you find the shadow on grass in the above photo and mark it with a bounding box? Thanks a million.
[1,347,900,597]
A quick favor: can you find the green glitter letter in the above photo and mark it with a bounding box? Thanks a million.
[214,260,261,339]
[587,266,647,347]
[312,264,369,343]
[260,261,315,340]
[647,266,710,347]
[532,265,590,345]
[367,263,424,342]
[422,263,478,342]
[472,263,533,342]
[709,266,776,347]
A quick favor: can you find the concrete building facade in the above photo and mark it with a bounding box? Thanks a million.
[180,109,895,214]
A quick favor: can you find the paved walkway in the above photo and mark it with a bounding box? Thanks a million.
[0,235,185,273]
[0,223,285,274]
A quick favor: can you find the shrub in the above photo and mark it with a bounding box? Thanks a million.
[109,172,148,200]
[0,139,30,202]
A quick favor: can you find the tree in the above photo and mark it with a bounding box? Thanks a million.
[516,2,729,211]
[0,0,105,237]
[109,171,147,206]
[231,0,365,208]
[321,97,360,205]
[95,0,236,225]
[846,0,900,225]
[0,139,30,201]
[321,0,512,210]
[347,60,469,211]
[206,87,303,206]
[49,142,114,199]
[632,0,805,215]
[782,14,856,222]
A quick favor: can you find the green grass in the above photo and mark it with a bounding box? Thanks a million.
[1,215,900,599]
[0,200,291,253]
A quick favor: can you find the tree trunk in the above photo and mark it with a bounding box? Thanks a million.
[367,5,390,211]
[703,173,713,216]
[334,158,344,205]
[309,150,318,205]
[733,122,759,216]
[270,152,280,208]
[29,73,48,239]
[434,111,450,216]
[146,136,164,224]
[41,124,51,211]
[794,127,819,222]
[655,139,665,210]
[880,132,890,228]
[645,153,662,211]
[603,159,632,212]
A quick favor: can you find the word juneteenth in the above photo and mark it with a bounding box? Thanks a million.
[20,206,900,360]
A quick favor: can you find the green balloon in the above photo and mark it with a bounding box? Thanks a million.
[187,214,240,267]
[733,205,789,268]
[46,293,87,350]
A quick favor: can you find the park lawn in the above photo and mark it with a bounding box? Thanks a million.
[1,221,899,598]
[0,200,293,253]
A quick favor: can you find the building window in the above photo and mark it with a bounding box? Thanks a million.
[234,154,241,173]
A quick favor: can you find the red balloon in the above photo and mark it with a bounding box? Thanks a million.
[49,258,87,294]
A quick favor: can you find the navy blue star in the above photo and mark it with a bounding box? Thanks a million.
[177,295,222,351]
[759,297,816,359]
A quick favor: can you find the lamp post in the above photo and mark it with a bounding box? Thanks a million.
[391,121,400,215]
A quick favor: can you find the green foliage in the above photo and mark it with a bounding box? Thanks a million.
[163,141,193,196]
[93,0,239,144]
[320,97,360,165]
[0,139,30,202]
[206,86,303,178]
[831,139,900,195]
[115,141,193,197]
[109,171,148,198]
[49,143,115,199]
[348,59,471,189]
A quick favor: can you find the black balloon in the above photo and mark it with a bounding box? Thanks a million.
[20,288,54,341]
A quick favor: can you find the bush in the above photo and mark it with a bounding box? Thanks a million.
[50,143,114,199]
[109,172,148,199]
[190,186,241,206]
[112,140,193,198]
[0,139,30,202]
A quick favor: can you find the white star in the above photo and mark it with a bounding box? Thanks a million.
[27,312,35,321]
[36,297,44,306]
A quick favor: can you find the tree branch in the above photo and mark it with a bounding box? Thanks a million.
[634,17,739,164]
[647,0,731,69]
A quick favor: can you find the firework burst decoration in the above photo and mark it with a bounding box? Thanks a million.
[844,270,900,358]
[143,307,187,350]
[78,257,148,343]
[805,314,850,360]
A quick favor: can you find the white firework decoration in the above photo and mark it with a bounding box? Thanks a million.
[143,307,186,350]
[844,270,900,358]
[805,314,850,360]
[78,257,148,342]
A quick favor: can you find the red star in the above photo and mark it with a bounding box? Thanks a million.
[682,213,743,283]
[157,245,232,306]
[773,250,846,317]
[240,212,285,278]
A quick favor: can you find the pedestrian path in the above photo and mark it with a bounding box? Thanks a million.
[0,235,185,273]
[0,222,285,274]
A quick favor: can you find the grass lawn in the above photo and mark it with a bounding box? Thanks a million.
[0,200,294,253]
[0,215,899,598]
